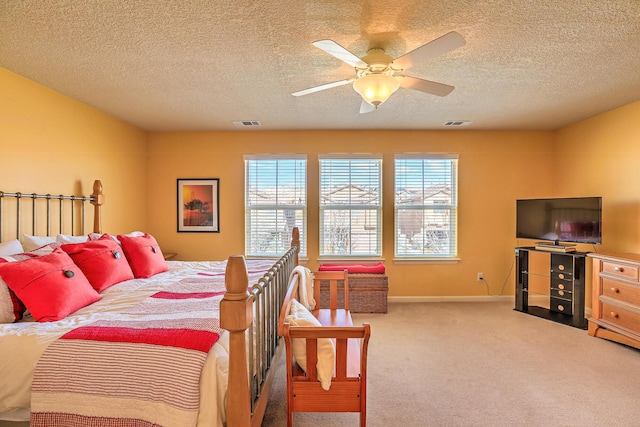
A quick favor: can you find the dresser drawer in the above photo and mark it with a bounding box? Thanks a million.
[588,253,640,349]
[602,279,640,307]
[601,302,640,332]
[602,261,639,282]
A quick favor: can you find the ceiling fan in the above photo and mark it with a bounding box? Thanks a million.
[292,31,465,113]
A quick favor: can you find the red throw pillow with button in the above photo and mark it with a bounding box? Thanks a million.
[117,233,168,278]
[0,248,100,322]
[62,234,134,292]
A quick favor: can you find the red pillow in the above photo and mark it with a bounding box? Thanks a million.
[0,248,101,322]
[62,234,134,292]
[117,233,168,278]
[318,262,386,274]
[0,250,47,323]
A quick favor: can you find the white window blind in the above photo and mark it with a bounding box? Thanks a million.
[394,155,458,258]
[245,156,307,257]
[319,156,382,257]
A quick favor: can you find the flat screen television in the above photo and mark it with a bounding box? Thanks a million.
[516,197,602,245]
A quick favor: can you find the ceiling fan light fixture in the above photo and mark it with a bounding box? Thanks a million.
[353,74,400,107]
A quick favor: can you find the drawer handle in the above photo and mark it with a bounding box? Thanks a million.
[614,266,624,273]
[611,287,620,293]
[611,311,619,318]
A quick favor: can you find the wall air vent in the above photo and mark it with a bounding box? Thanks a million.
[443,120,472,127]
[233,120,262,127]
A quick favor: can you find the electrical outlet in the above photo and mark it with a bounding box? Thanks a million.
[477,272,484,281]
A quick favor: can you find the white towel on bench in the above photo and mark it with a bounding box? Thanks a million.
[291,266,315,310]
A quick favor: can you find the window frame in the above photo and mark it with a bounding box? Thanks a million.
[244,154,307,258]
[319,154,383,259]
[394,154,459,261]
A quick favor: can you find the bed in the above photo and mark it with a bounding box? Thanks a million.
[0,180,299,427]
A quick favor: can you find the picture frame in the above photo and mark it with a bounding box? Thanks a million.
[177,178,219,232]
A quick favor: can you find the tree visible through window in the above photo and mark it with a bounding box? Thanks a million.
[395,155,458,258]
[245,156,307,257]
[319,156,382,257]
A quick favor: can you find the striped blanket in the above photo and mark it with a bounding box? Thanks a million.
[28,260,274,427]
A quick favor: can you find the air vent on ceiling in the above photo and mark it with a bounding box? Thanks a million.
[443,120,472,127]
[233,120,262,127]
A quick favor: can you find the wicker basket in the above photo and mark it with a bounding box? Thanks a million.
[318,273,388,313]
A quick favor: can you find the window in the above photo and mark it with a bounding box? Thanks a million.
[245,156,306,257]
[319,156,382,257]
[394,154,458,258]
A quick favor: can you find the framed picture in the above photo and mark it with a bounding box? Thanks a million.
[177,178,219,232]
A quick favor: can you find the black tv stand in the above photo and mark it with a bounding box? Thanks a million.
[514,247,587,329]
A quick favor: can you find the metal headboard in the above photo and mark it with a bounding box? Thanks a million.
[0,180,104,243]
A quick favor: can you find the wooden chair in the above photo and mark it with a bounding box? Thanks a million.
[312,270,349,310]
[281,269,371,426]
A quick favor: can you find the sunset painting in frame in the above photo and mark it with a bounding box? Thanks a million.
[177,178,219,232]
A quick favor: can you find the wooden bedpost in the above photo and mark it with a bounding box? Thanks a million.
[90,180,105,234]
[221,255,253,427]
[291,226,300,266]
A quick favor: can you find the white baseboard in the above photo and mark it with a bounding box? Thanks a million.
[388,295,513,303]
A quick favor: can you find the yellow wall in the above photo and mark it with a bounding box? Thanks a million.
[147,130,555,297]
[4,67,639,298]
[553,100,640,254]
[0,68,148,235]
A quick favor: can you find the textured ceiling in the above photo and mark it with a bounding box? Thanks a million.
[1,0,640,132]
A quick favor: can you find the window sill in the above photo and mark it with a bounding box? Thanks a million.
[317,256,385,264]
[245,255,309,264]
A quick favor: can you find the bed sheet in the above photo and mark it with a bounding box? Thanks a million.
[0,260,234,426]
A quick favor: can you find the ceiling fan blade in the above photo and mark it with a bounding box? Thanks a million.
[359,99,376,114]
[312,40,368,68]
[393,31,466,70]
[397,75,455,97]
[292,79,354,97]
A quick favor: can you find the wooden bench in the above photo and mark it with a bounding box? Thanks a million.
[279,270,371,427]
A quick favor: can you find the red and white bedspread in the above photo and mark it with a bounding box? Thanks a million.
[0,259,275,426]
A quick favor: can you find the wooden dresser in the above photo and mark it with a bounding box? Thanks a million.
[588,252,640,349]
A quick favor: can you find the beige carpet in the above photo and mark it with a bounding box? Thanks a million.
[262,301,640,427]
[2,301,639,427]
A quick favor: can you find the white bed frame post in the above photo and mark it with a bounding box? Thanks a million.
[221,255,254,427]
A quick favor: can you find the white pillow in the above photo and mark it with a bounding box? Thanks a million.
[285,299,335,391]
[22,234,56,252]
[0,239,24,257]
[29,243,61,256]
[123,231,145,238]
[88,231,144,244]
[56,234,88,244]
